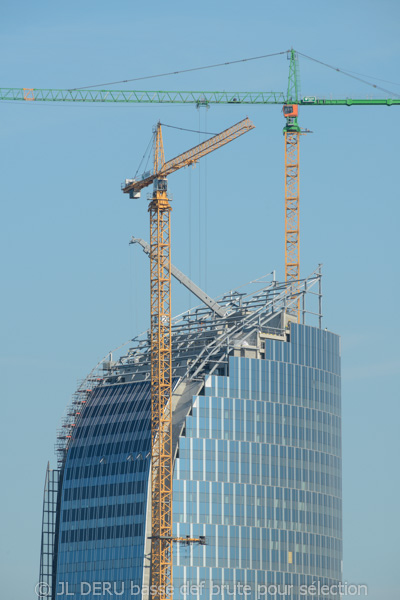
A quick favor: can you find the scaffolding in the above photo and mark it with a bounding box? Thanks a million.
[38,463,61,600]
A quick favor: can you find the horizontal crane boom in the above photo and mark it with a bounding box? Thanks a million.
[2,88,398,106]
[0,88,286,104]
[300,97,400,106]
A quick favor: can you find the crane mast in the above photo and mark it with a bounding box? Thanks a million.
[123,118,254,600]
[283,49,302,319]
[149,124,173,600]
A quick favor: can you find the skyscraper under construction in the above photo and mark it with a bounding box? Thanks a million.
[39,266,341,600]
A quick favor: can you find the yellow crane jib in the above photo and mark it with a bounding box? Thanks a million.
[122,117,255,198]
[123,117,254,600]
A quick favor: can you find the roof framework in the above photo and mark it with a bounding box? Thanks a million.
[55,267,323,465]
[117,265,323,382]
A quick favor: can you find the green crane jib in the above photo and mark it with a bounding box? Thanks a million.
[1,87,399,105]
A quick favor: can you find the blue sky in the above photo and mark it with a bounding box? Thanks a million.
[1,1,399,598]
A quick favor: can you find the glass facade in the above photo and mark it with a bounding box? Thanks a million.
[172,323,341,599]
[43,319,341,600]
[55,381,153,597]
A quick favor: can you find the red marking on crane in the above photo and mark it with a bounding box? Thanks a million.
[23,88,35,101]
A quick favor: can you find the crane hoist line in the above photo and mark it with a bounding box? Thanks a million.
[122,118,254,600]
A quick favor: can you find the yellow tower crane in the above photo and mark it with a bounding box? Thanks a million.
[122,117,255,600]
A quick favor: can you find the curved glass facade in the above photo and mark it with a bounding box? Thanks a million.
[172,323,341,599]
[56,381,152,596]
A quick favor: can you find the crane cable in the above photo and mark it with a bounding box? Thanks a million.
[188,162,192,311]
[134,131,154,179]
[68,51,288,91]
[160,123,217,136]
[297,51,400,98]
[198,109,202,288]
[130,242,138,336]
[67,49,400,98]
[204,109,208,292]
